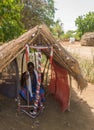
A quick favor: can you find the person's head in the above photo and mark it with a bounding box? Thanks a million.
[27,62,34,73]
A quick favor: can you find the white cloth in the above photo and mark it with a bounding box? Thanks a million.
[26,70,38,97]
[26,71,32,97]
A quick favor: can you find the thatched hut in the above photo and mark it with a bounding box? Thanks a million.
[0,24,87,112]
[81,32,94,46]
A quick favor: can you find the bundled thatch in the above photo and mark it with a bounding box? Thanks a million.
[0,24,87,91]
[81,32,94,46]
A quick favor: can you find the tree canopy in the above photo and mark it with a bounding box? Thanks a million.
[51,19,64,38]
[21,0,55,30]
[75,12,94,38]
[0,0,56,42]
[0,0,25,42]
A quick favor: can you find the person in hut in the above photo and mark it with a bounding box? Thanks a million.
[19,61,45,103]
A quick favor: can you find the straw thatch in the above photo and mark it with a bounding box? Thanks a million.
[81,32,94,46]
[0,24,87,91]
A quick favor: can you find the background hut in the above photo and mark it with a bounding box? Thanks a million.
[81,32,94,46]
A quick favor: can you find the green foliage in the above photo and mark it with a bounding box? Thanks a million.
[74,31,81,41]
[75,11,94,38]
[62,30,76,40]
[51,19,64,38]
[62,33,69,40]
[66,30,75,37]
[0,0,25,42]
[21,0,55,30]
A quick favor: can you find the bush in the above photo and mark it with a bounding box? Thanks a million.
[72,54,94,83]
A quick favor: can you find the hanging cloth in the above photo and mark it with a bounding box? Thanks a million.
[49,61,70,112]
[26,70,38,98]
[25,44,33,97]
[26,71,33,97]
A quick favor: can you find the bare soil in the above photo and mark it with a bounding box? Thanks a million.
[0,83,94,130]
[0,41,94,130]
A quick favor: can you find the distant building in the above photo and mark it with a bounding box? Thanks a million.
[69,37,75,43]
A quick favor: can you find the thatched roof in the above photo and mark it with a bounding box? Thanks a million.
[81,32,94,46]
[0,24,87,91]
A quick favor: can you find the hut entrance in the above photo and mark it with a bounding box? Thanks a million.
[18,44,53,118]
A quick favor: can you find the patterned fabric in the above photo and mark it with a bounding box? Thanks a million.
[19,87,45,102]
[19,69,45,102]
